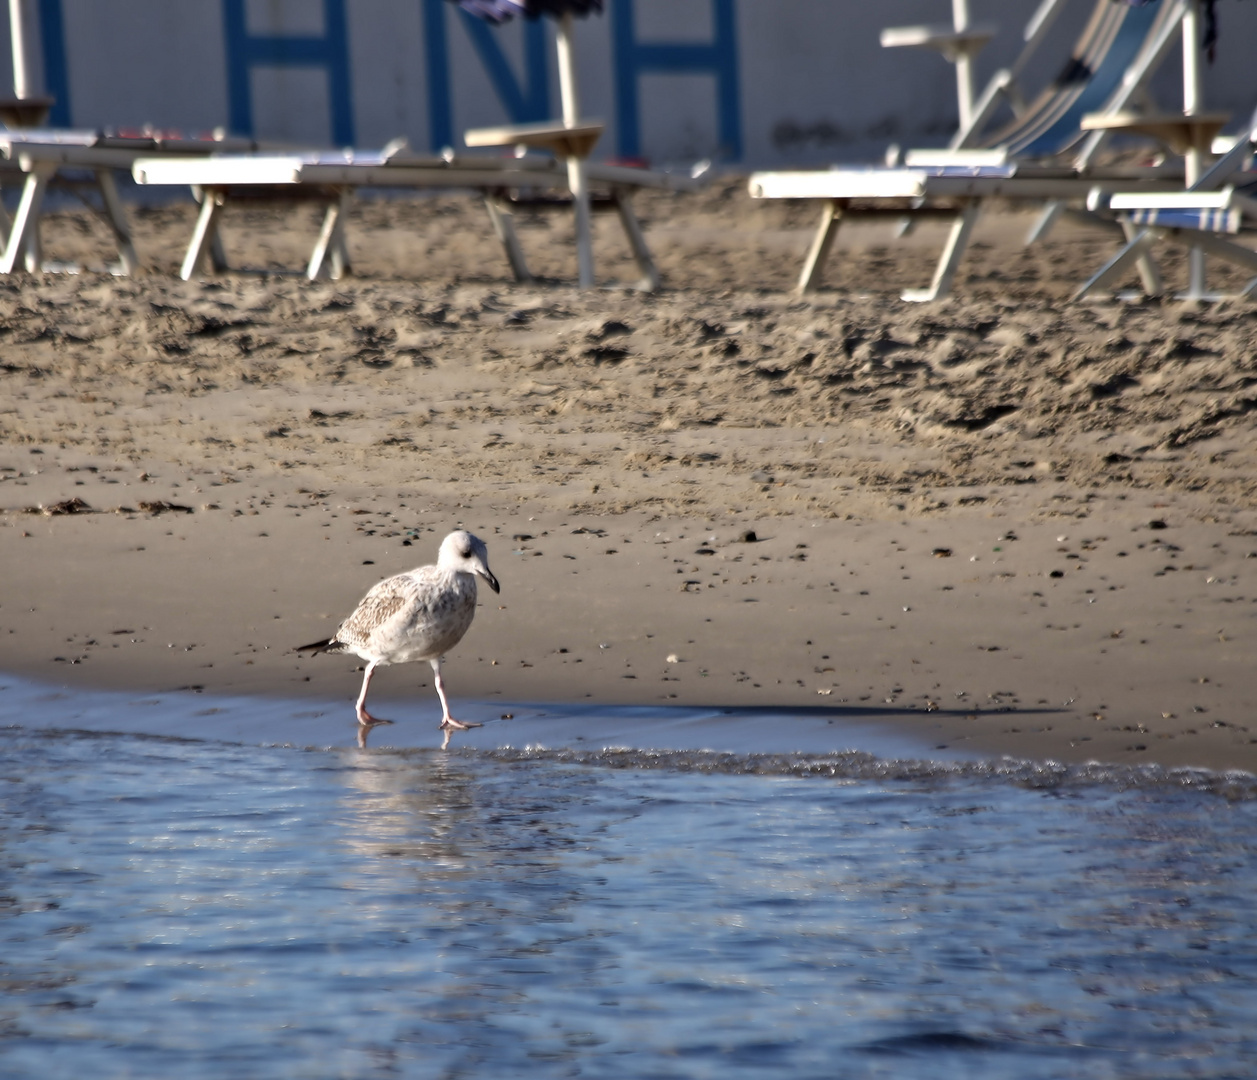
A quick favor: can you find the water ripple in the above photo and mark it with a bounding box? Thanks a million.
[1,728,1255,1078]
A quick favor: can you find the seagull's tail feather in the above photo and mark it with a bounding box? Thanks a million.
[295,637,349,656]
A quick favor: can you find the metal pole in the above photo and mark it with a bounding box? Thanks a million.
[9,0,29,99]
[555,11,580,127]
[555,12,593,288]
[952,0,974,133]
[1182,0,1206,295]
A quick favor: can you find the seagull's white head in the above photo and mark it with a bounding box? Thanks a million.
[438,529,500,593]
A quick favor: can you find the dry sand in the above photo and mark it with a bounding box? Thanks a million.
[1,179,1256,769]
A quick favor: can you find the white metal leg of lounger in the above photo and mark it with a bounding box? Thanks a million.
[1183,245,1207,301]
[1026,200,1064,244]
[1186,229,1257,269]
[308,191,350,280]
[902,199,982,302]
[209,230,229,272]
[1073,228,1156,299]
[797,199,844,293]
[331,194,351,279]
[483,195,534,284]
[612,189,660,291]
[1027,202,1130,245]
[1167,229,1257,300]
[0,163,53,274]
[182,190,225,280]
[567,155,594,289]
[330,206,351,279]
[893,214,918,239]
[1121,219,1163,295]
[1076,224,1257,300]
[96,169,138,275]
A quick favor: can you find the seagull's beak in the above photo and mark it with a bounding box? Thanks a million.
[478,566,501,594]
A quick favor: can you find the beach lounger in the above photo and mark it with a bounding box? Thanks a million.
[881,0,1075,151]
[750,163,1184,302]
[132,141,694,288]
[0,127,258,274]
[753,0,1190,300]
[1074,117,1257,300]
[136,1,695,290]
[937,0,1181,161]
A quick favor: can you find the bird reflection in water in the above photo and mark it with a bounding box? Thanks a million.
[338,752,488,870]
[335,748,589,890]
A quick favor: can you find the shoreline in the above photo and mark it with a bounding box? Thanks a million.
[5,671,1257,790]
[4,476,1253,772]
[2,186,1256,771]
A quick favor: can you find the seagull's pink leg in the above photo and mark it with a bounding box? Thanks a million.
[355,660,394,729]
[433,657,481,732]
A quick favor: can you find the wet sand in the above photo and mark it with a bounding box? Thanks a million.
[1,180,1256,770]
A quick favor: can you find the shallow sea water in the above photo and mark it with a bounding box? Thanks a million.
[2,681,1256,1078]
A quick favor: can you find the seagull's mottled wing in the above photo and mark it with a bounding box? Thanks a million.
[334,574,416,651]
[394,566,477,651]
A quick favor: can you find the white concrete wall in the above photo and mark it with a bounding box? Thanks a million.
[2,0,1255,167]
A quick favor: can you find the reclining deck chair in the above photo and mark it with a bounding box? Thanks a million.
[749,0,1189,301]
[1075,110,1257,300]
[947,0,1177,162]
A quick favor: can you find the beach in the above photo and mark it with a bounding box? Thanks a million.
[1,179,1255,770]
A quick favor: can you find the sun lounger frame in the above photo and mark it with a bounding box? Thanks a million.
[751,0,1196,300]
[132,149,692,289]
[750,164,1184,300]
[0,128,260,275]
[1074,118,1257,300]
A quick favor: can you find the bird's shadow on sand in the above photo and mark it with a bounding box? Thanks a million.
[354,701,1067,750]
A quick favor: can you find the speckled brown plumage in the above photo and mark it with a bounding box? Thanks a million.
[329,566,478,664]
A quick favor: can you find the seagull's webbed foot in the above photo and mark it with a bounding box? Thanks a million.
[355,711,395,748]
[356,707,395,728]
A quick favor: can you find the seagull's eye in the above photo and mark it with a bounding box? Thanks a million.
[460,548,472,558]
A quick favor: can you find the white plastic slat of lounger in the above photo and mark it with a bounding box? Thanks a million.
[303,152,392,168]
[1109,189,1233,210]
[134,151,695,194]
[749,170,932,200]
[748,168,1038,200]
[750,168,1185,202]
[133,156,307,186]
[0,128,100,147]
[904,148,1010,167]
[303,157,694,192]
[5,144,152,169]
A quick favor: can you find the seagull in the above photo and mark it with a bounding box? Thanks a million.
[298,530,500,746]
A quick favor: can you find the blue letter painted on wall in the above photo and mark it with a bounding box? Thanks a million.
[222,0,355,145]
